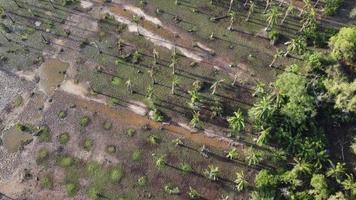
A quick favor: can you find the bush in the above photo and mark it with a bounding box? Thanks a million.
[65,182,78,197]
[83,138,94,151]
[58,111,67,119]
[87,185,101,200]
[105,145,116,154]
[40,175,53,189]
[86,161,100,176]
[58,132,70,144]
[37,126,51,143]
[132,150,141,161]
[148,134,161,144]
[179,162,193,174]
[80,116,90,127]
[36,148,49,164]
[267,30,280,45]
[109,166,124,183]
[137,176,147,187]
[103,121,112,130]
[59,156,74,168]
[127,128,136,137]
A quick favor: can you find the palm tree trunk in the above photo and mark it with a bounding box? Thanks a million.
[246,12,251,21]
[281,11,289,24]
[244,0,249,8]
[314,0,320,7]
[279,0,284,7]
[228,0,234,13]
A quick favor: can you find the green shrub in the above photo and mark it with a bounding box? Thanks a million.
[106,145,116,154]
[103,121,112,130]
[59,156,74,168]
[86,161,100,176]
[13,95,23,108]
[137,176,147,187]
[37,126,51,143]
[36,148,49,164]
[58,132,70,145]
[132,150,141,161]
[83,138,94,151]
[109,166,124,183]
[40,175,53,189]
[179,162,193,174]
[148,134,161,144]
[267,30,280,45]
[58,111,67,119]
[80,116,90,127]
[87,185,101,200]
[127,128,136,137]
[65,182,78,197]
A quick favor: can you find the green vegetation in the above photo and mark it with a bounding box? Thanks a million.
[80,116,91,127]
[58,132,70,144]
[40,174,53,190]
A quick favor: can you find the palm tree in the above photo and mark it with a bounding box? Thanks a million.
[227,11,237,31]
[245,1,255,22]
[190,111,202,129]
[341,174,356,196]
[326,161,346,182]
[227,109,245,133]
[249,96,275,127]
[245,148,263,166]
[171,75,179,95]
[125,79,133,94]
[204,165,219,181]
[228,0,235,13]
[188,90,201,110]
[300,8,316,32]
[234,171,247,191]
[281,4,295,24]
[269,49,283,67]
[299,0,312,17]
[284,37,306,56]
[264,0,272,13]
[146,85,154,100]
[188,187,201,199]
[210,79,225,95]
[132,15,141,35]
[226,148,239,160]
[256,127,270,146]
[210,97,223,119]
[171,138,183,147]
[292,158,312,175]
[170,47,178,75]
[232,71,239,86]
[265,7,280,30]
[153,48,159,65]
[152,153,167,169]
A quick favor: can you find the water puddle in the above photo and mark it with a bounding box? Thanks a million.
[3,126,33,153]
[39,58,69,95]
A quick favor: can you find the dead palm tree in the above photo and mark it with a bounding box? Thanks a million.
[227,11,237,31]
[210,79,225,95]
[228,0,235,13]
[132,15,141,35]
[153,48,159,65]
[269,49,283,67]
[281,3,295,24]
[125,79,133,94]
[264,0,272,13]
[245,1,255,22]
[171,76,179,95]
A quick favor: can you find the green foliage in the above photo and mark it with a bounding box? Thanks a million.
[80,116,91,127]
[109,166,124,183]
[188,187,200,199]
[227,110,245,134]
[65,182,78,197]
[37,126,51,143]
[132,150,141,161]
[310,174,329,200]
[102,120,112,130]
[58,132,70,145]
[275,66,316,125]
[148,134,161,144]
[36,148,49,164]
[137,176,147,187]
[203,165,219,181]
[152,153,166,169]
[86,161,100,177]
[58,110,67,119]
[324,77,356,112]
[234,171,247,192]
[59,156,74,168]
[164,184,180,195]
[40,175,53,190]
[329,26,356,63]
[323,0,343,16]
[83,138,94,151]
[226,148,238,160]
[245,148,263,166]
[87,185,101,200]
[179,162,193,173]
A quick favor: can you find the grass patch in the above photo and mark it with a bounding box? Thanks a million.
[59,156,75,168]
[109,166,124,183]
[65,182,79,197]
[36,148,49,164]
[103,120,112,130]
[83,138,94,151]
[40,174,53,190]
